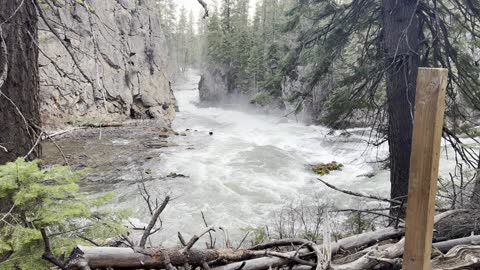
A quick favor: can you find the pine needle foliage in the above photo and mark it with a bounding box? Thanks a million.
[0,159,129,270]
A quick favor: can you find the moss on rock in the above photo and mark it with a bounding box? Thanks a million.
[312,161,344,175]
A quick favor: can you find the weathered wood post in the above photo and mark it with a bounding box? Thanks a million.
[402,68,448,269]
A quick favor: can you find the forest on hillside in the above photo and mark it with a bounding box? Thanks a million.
[1,0,480,269]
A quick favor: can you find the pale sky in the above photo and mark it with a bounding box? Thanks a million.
[175,0,259,19]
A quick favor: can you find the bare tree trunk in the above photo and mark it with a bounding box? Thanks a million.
[0,0,40,165]
[382,0,420,218]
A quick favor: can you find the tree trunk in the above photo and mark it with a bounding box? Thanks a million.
[382,0,420,218]
[0,3,40,263]
[0,0,41,165]
[472,150,480,207]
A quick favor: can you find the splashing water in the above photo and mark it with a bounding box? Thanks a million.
[111,71,459,246]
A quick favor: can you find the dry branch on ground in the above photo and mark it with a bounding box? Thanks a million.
[40,198,480,270]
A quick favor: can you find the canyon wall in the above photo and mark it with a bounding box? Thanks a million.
[39,0,177,127]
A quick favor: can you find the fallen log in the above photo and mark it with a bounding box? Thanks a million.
[215,210,464,270]
[42,207,469,270]
[213,227,404,270]
[431,245,480,270]
[433,235,480,253]
[65,246,259,270]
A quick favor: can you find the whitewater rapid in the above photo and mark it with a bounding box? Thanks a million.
[110,72,393,245]
[111,71,458,246]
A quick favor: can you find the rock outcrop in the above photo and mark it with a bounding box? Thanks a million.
[198,66,230,104]
[39,0,177,127]
[199,65,329,122]
[282,66,329,124]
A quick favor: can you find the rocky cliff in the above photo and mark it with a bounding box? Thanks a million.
[39,0,177,128]
[199,65,327,122]
[281,66,329,124]
[198,66,230,104]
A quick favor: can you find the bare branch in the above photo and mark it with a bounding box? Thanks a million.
[40,228,66,270]
[139,195,170,248]
[317,178,401,204]
[197,0,209,18]
[181,226,216,253]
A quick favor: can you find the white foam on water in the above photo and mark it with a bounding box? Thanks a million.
[110,71,464,246]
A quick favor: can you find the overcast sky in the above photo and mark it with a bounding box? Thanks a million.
[174,0,258,19]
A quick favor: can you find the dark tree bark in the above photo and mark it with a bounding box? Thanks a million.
[472,150,480,207]
[0,0,41,165]
[382,0,421,218]
[0,6,40,262]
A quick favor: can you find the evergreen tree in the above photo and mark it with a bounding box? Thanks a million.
[282,0,480,216]
[156,0,177,76]
[206,8,223,65]
[185,10,196,67]
[176,6,188,72]
[0,159,128,269]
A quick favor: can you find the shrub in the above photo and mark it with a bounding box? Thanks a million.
[0,159,129,270]
[250,92,273,107]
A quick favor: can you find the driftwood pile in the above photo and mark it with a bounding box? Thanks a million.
[40,200,480,270]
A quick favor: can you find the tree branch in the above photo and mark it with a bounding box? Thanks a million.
[139,195,170,248]
[40,228,66,270]
[316,178,401,204]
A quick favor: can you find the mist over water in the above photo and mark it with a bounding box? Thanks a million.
[111,71,458,246]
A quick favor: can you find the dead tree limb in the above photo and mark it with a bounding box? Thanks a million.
[433,235,480,253]
[330,210,467,270]
[40,228,66,270]
[197,0,209,18]
[316,178,401,205]
[202,211,215,249]
[213,210,464,270]
[250,239,315,250]
[431,245,480,270]
[139,195,170,248]
[64,246,259,270]
[182,226,216,253]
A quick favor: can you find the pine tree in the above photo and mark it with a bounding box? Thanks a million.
[156,0,177,76]
[282,0,480,215]
[206,7,224,65]
[176,6,188,72]
[185,10,196,67]
[0,159,129,269]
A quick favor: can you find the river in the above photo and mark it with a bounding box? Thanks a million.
[110,71,401,245]
[45,71,461,246]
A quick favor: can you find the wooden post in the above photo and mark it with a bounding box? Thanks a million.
[402,68,448,269]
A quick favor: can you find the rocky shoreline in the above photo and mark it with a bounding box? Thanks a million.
[42,120,182,192]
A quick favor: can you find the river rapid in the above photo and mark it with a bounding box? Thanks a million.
[106,71,459,246]
[111,72,390,245]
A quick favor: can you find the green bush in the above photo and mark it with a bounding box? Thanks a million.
[241,226,269,247]
[0,159,129,270]
[250,92,273,107]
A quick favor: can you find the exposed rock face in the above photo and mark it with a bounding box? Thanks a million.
[199,65,328,122]
[282,66,329,124]
[198,66,230,104]
[39,0,176,127]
